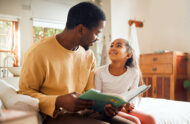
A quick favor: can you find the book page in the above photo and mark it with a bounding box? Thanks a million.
[120,85,151,102]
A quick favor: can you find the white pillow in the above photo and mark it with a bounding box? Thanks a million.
[0,99,2,116]
[0,80,39,112]
[1,77,20,90]
[0,98,5,110]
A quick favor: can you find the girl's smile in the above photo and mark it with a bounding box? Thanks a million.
[108,39,131,62]
[109,50,118,55]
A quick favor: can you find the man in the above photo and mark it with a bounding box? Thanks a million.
[19,2,131,124]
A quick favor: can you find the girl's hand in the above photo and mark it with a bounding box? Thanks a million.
[121,103,135,113]
[104,104,121,118]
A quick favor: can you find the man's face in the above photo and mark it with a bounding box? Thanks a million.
[80,21,106,50]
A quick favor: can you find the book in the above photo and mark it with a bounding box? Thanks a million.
[79,84,151,113]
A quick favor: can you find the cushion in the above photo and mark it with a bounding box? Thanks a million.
[0,99,1,116]
[0,98,5,110]
[1,77,20,90]
[0,99,2,116]
[0,99,6,116]
[0,79,39,112]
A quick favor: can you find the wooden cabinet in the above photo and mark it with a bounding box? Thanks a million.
[140,51,188,101]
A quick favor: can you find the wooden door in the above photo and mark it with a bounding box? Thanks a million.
[142,75,153,97]
[155,75,171,99]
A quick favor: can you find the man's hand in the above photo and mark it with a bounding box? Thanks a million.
[121,103,135,113]
[55,92,94,112]
[104,104,121,118]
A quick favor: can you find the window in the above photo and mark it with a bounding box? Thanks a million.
[32,18,105,67]
[32,18,64,43]
[0,21,16,50]
[0,19,18,67]
[32,27,62,43]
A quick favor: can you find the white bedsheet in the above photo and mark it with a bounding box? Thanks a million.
[135,97,190,124]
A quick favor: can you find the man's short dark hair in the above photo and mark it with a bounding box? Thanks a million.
[66,2,106,29]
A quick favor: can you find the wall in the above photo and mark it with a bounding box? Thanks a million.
[0,0,86,64]
[110,0,190,54]
[1,0,190,65]
[147,0,190,53]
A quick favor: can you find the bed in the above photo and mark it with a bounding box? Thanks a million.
[1,77,190,124]
[136,97,190,124]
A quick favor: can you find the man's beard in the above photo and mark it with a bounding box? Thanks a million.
[82,45,89,51]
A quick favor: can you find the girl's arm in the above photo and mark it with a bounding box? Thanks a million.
[127,70,140,105]
[129,69,140,90]
[129,76,139,90]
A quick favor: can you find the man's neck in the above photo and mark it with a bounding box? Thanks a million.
[56,30,79,51]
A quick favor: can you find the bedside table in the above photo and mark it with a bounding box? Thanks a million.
[140,51,188,101]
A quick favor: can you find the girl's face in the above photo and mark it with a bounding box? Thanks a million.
[108,39,132,62]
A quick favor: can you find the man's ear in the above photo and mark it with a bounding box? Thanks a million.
[76,24,85,35]
[127,52,132,59]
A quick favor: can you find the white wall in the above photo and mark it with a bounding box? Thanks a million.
[147,0,190,53]
[111,0,190,53]
[1,0,189,65]
[0,0,86,64]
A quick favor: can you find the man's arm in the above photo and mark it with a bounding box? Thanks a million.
[55,92,94,114]
[19,51,94,117]
[19,52,58,117]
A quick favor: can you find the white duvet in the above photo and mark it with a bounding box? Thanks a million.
[135,97,190,124]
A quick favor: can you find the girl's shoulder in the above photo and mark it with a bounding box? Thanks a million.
[127,66,140,76]
[95,64,109,74]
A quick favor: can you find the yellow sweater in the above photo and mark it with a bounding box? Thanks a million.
[19,36,95,117]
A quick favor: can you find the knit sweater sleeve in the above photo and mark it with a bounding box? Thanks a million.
[19,51,58,118]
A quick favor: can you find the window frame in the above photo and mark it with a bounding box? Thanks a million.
[0,19,19,66]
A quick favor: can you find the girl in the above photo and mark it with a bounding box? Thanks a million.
[95,38,156,124]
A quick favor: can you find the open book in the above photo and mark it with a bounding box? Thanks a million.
[79,84,151,113]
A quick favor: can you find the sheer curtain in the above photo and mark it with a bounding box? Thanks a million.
[128,23,140,60]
